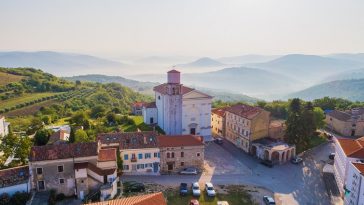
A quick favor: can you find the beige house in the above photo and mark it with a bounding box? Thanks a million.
[211,107,227,137]
[97,131,160,175]
[158,135,204,173]
[29,142,118,201]
[251,138,295,164]
[326,108,364,137]
[225,104,270,153]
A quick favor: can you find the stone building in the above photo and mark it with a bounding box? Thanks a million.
[251,138,295,164]
[131,102,145,115]
[142,102,158,125]
[211,107,227,137]
[225,104,270,153]
[158,135,204,173]
[326,108,364,137]
[97,131,160,175]
[29,142,118,201]
[144,70,213,140]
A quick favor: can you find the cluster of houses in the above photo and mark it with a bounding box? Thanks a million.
[211,104,295,164]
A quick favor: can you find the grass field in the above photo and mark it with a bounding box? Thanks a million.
[1,92,60,109]
[164,186,257,205]
[122,116,154,132]
[5,99,59,117]
[0,71,24,86]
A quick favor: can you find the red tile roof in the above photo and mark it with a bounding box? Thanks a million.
[30,142,98,161]
[337,138,364,158]
[153,83,194,95]
[133,102,145,108]
[158,135,204,147]
[98,148,116,162]
[327,110,351,121]
[73,162,115,175]
[352,163,364,174]
[144,102,156,108]
[212,107,228,117]
[225,103,263,119]
[86,192,166,205]
[0,165,29,188]
[168,69,180,73]
[97,131,159,150]
[47,130,69,144]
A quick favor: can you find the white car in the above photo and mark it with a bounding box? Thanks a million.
[263,196,276,205]
[217,201,229,205]
[192,182,201,197]
[205,182,216,197]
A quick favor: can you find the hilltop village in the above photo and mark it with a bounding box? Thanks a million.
[0,68,363,205]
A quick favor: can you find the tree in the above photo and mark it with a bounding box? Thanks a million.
[74,129,89,143]
[70,112,89,127]
[116,148,123,172]
[26,117,44,135]
[91,105,106,118]
[285,98,304,147]
[34,129,52,146]
[15,136,32,164]
[0,133,18,162]
[106,112,117,125]
[313,107,326,129]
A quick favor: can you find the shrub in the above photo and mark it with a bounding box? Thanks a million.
[48,189,57,205]
[10,191,31,205]
[56,193,66,201]
[0,193,10,205]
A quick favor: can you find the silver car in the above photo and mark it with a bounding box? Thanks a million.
[179,167,198,175]
[205,182,216,197]
[192,182,201,197]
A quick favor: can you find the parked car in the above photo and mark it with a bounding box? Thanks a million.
[214,138,224,145]
[329,153,335,160]
[180,183,188,196]
[205,182,216,197]
[179,167,198,175]
[217,201,229,205]
[263,196,276,205]
[189,199,199,205]
[192,182,201,197]
[261,160,274,168]
[125,182,145,192]
[291,157,303,164]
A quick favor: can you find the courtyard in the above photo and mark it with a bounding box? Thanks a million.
[123,138,335,205]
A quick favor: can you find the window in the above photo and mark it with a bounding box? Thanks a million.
[137,164,145,169]
[123,165,129,170]
[158,152,160,158]
[154,152,158,158]
[171,152,175,158]
[197,153,201,157]
[58,165,64,173]
[181,152,184,157]
[158,96,161,100]
[36,168,43,175]
[59,178,65,184]
[145,153,151,159]
[181,162,184,166]
[138,153,143,159]
[131,153,136,159]
[167,152,170,158]
[124,154,129,160]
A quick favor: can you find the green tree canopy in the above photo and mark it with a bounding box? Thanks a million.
[74,129,90,143]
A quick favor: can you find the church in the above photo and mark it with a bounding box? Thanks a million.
[142,69,213,141]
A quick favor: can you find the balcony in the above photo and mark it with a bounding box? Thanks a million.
[131,158,137,163]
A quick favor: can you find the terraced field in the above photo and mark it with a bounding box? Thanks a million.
[1,92,60,109]
[0,71,24,86]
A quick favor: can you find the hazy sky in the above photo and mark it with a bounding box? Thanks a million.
[1,0,364,58]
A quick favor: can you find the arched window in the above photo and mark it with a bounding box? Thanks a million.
[171,152,175,158]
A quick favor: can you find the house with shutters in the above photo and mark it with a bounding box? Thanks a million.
[97,131,161,175]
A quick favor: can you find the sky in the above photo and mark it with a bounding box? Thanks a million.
[0,0,364,58]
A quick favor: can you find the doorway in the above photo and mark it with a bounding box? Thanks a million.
[190,128,196,135]
[150,117,154,124]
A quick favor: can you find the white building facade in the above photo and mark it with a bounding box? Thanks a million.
[344,162,364,205]
[0,116,10,137]
[142,102,158,125]
[151,70,213,140]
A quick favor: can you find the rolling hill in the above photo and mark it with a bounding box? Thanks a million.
[287,79,364,101]
[0,51,127,76]
[218,54,280,65]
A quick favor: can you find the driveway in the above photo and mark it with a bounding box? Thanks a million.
[123,139,335,205]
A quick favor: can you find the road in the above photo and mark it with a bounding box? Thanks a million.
[123,139,335,205]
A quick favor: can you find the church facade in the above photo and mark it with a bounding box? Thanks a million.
[143,70,213,140]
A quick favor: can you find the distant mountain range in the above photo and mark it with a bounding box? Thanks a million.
[0,51,127,76]
[250,54,363,83]
[287,79,364,101]
[218,54,281,64]
[66,74,259,103]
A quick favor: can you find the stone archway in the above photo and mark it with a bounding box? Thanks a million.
[286,149,291,160]
[281,151,286,162]
[264,150,270,160]
[272,151,280,163]
[251,145,257,157]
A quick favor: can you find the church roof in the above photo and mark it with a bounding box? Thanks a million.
[153,83,194,95]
